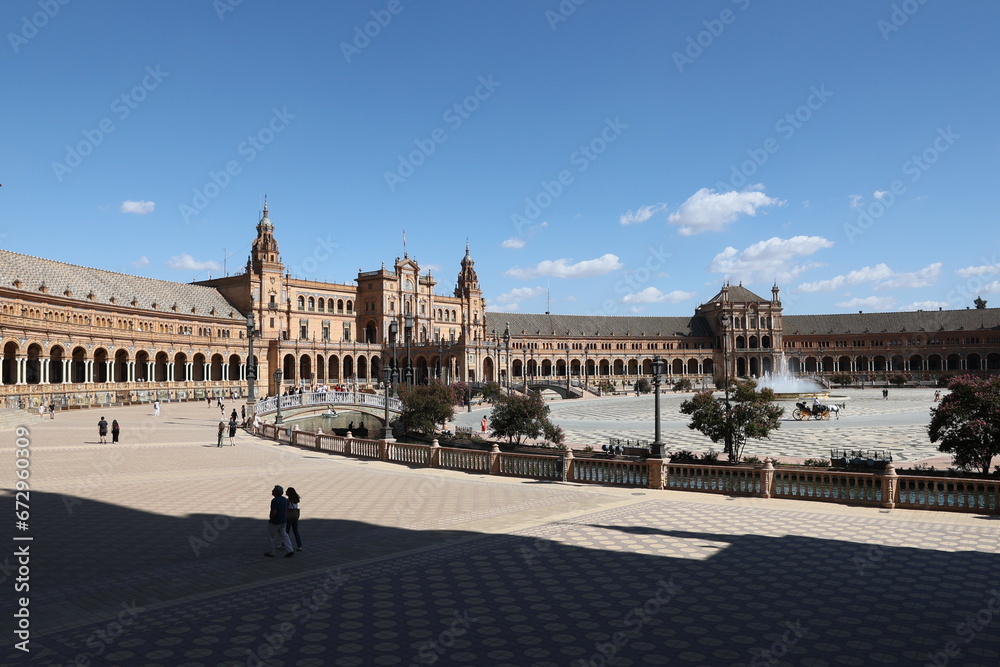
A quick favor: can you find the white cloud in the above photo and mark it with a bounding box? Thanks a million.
[872,262,941,290]
[956,263,1000,278]
[622,287,696,304]
[849,194,863,208]
[167,254,222,272]
[495,286,546,304]
[131,256,149,268]
[487,303,520,313]
[901,300,952,311]
[873,190,888,200]
[709,236,832,283]
[619,202,667,226]
[506,253,622,279]
[668,188,783,236]
[502,238,525,249]
[836,296,896,311]
[981,280,1000,294]
[796,264,894,293]
[120,200,155,214]
[796,262,941,293]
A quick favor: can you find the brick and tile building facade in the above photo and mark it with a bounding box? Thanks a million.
[2,205,997,410]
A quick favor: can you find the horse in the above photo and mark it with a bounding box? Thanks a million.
[828,403,846,419]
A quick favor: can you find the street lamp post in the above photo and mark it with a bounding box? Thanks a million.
[720,313,733,460]
[651,356,665,458]
[382,365,394,442]
[246,312,256,404]
[584,348,590,391]
[389,320,398,397]
[503,323,511,395]
[273,369,284,425]
[404,314,413,387]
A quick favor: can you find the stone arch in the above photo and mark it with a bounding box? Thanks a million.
[299,354,312,384]
[115,348,130,382]
[93,348,109,383]
[49,345,65,384]
[25,343,43,384]
[135,350,150,382]
[154,351,169,382]
[174,351,188,382]
[228,354,241,381]
[72,346,88,383]
[192,353,206,381]
[210,354,225,381]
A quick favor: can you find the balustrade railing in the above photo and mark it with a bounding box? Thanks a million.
[572,458,649,487]
[244,423,999,516]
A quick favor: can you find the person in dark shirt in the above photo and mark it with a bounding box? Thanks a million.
[265,485,294,557]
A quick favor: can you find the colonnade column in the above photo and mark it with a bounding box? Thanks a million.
[105,360,113,383]
[40,359,49,384]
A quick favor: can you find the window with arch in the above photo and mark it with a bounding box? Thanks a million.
[308,297,315,311]
[318,298,325,312]
[297,296,305,310]
[337,299,344,313]
[346,300,353,313]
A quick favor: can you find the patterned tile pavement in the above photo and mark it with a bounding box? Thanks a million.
[2,399,998,666]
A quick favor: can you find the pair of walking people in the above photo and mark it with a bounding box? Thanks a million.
[265,485,303,557]
[216,417,238,446]
[97,417,120,444]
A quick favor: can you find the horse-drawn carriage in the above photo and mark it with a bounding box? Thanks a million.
[793,400,830,420]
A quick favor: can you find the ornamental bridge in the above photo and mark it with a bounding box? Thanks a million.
[252,390,403,426]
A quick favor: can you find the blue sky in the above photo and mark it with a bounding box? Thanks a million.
[2,1,998,317]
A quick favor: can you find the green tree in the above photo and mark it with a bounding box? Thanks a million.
[671,378,692,392]
[489,390,562,445]
[831,373,853,387]
[974,296,987,309]
[928,375,1000,475]
[635,378,652,394]
[398,381,455,435]
[481,381,503,404]
[449,381,470,407]
[889,374,908,387]
[679,380,784,463]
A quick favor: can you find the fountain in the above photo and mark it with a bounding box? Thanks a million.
[758,352,849,404]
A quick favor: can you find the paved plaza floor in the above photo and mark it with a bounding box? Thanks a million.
[454,388,972,466]
[2,397,998,666]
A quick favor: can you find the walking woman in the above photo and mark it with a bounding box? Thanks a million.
[228,416,238,445]
[285,487,302,551]
[111,419,121,444]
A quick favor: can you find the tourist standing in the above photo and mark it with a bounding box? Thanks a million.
[153,400,161,416]
[265,485,294,557]
[285,487,302,552]
[111,419,121,444]
[97,416,108,444]
[228,416,238,445]
[49,402,55,419]
[217,419,226,447]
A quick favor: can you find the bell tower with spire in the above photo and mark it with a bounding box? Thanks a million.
[248,199,283,277]
[454,242,486,342]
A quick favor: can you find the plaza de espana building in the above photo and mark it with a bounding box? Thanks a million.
[2,204,999,413]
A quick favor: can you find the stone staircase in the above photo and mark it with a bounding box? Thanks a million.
[0,408,47,430]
